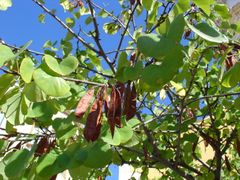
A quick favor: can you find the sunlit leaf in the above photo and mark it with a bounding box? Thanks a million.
[0,45,14,67]
[20,57,35,83]
[186,20,228,43]
[33,68,70,97]
[0,0,12,11]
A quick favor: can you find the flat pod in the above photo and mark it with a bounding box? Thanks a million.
[123,82,137,120]
[83,98,103,142]
[75,89,94,118]
[106,87,122,137]
[84,87,105,142]
[107,87,117,137]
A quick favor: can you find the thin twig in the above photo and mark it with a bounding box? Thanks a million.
[63,77,106,87]
[1,40,44,56]
[113,4,138,64]
[32,0,99,54]
[86,0,116,74]
[91,1,135,41]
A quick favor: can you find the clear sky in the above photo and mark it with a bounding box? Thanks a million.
[0,1,120,179]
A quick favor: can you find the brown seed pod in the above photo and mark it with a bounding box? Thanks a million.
[116,82,125,97]
[107,87,117,137]
[114,88,122,127]
[75,89,94,118]
[106,86,122,137]
[130,53,136,66]
[83,88,105,142]
[35,137,50,156]
[225,53,237,70]
[184,29,191,39]
[123,82,137,121]
[130,0,135,5]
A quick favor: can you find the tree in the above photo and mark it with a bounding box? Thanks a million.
[0,0,240,179]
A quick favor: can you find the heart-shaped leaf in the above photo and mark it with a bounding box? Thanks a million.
[43,54,78,75]
[33,68,70,97]
[20,57,35,83]
[0,45,14,67]
[222,62,240,88]
[0,0,12,11]
[186,20,228,43]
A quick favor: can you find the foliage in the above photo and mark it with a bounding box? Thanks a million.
[0,0,240,179]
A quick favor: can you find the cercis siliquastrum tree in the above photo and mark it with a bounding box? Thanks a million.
[0,0,240,179]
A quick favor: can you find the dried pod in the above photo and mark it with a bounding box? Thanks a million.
[115,88,122,127]
[184,29,191,39]
[123,82,137,121]
[130,0,135,5]
[130,53,136,66]
[75,89,94,118]
[35,137,50,156]
[106,87,122,137]
[116,82,125,97]
[84,88,105,142]
[225,53,237,70]
[107,87,117,137]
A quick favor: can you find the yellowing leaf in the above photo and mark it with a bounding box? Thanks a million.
[170,81,186,97]
[0,0,12,11]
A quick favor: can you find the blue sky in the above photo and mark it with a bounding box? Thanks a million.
[0,1,121,179]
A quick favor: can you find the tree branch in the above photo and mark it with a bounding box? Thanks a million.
[86,0,115,74]
[32,0,99,54]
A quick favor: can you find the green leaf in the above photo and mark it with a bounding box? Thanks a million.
[192,0,215,16]
[27,100,58,118]
[36,150,59,177]
[141,59,180,92]
[234,97,240,111]
[69,166,91,180]
[33,68,70,97]
[38,14,45,23]
[118,126,134,144]
[137,34,183,60]
[142,0,152,10]
[83,141,112,168]
[186,20,228,43]
[123,62,143,81]
[103,23,120,35]
[43,54,78,75]
[52,114,77,140]
[0,74,14,97]
[20,57,35,83]
[167,14,185,42]
[4,148,35,178]
[9,40,32,61]
[65,17,75,27]
[60,55,79,75]
[0,45,14,67]
[176,0,190,13]
[42,55,62,75]
[214,4,230,19]
[222,62,240,88]
[0,0,12,11]
[102,128,121,146]
[116,52,130,82]
[1,93,27,125]
[23,82,46,102]
[102,126,133,145]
